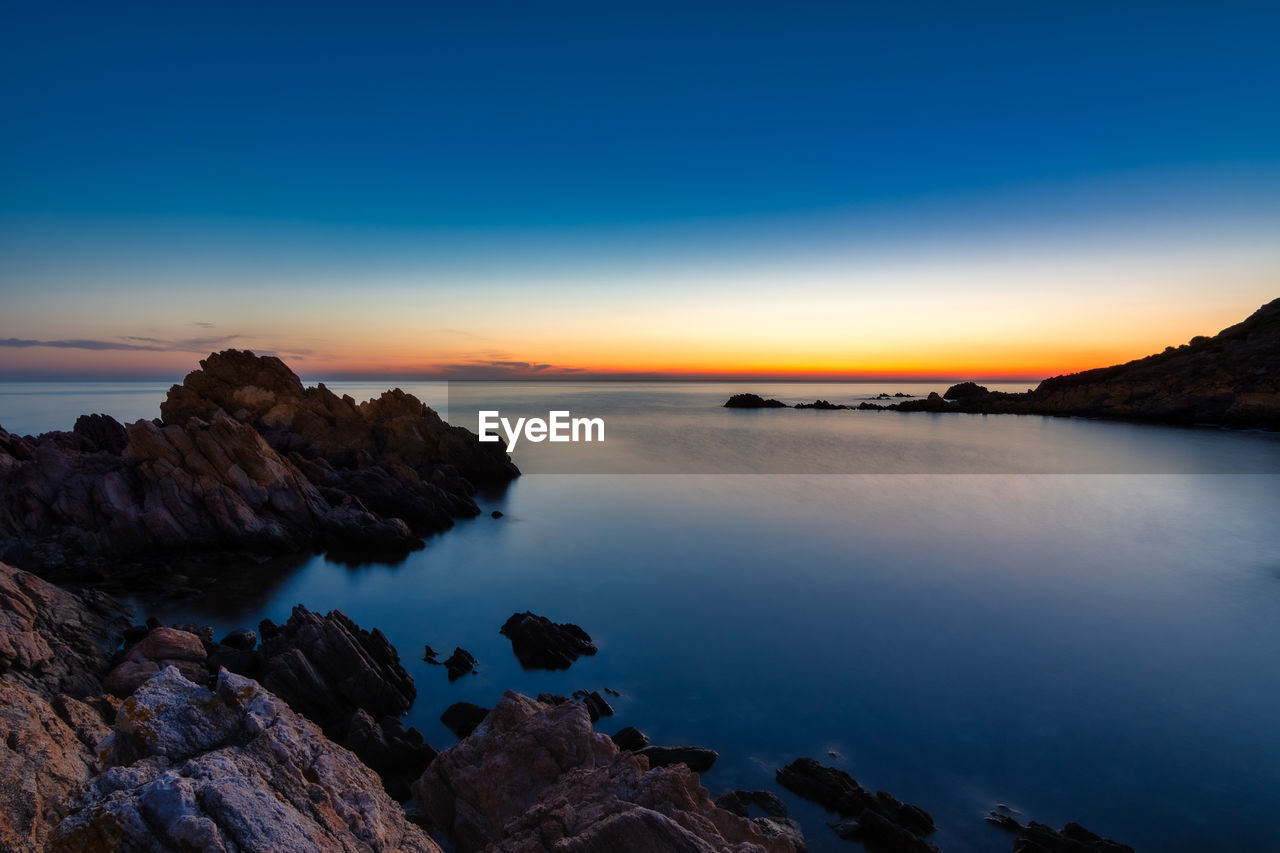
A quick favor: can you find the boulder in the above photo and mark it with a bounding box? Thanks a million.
[500,611,597,670]
[415,691,796,853]
[50,667,441,853]
[104,626,209,697]
[610,725,649,751]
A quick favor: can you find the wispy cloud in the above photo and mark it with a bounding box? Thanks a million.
[432,357,586,378]
[0,334,242,353]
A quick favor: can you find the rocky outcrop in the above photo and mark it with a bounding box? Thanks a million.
[794,400,848,410]
[777,757,937,852]
[500,611,597,670]
[0,560,130,699]
[415,691,798,853]
[715,790,806,852]
[49,666,441,853]
[638,744,718,773]
[444,647,477,681]
[724,393,788,409]
[0,349,518,580]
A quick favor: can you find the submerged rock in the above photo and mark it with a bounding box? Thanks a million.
[638,744,718,773]
[49,666,441,853]
[415,691,797,853]
[500,611,597,670]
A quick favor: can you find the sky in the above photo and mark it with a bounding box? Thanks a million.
[1,1,1278,380]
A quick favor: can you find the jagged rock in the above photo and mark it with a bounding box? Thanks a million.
[104,626,209,697]
[716,791,805,853]
[638,744,718,773]
[724,393,789,409]
[345,709,437,802]
[794,400,848,410]
[572,689,613,722]
[777,757,935,850]
[49,666,441,853]
[0,349,518,579]
[256,605,416,733]
[72,414,128,455]
[500,611,596,670]
[414,691,796,853]
[986,809,1135,852]
[611,725,649,751]
[444,647,477,681]
[441,702,491,738]
[0,560,130,699]
[0,679,104,853]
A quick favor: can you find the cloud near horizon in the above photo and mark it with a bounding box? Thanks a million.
[0,334,243,353]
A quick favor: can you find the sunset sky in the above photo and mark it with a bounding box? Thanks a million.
[2,2,1278,380]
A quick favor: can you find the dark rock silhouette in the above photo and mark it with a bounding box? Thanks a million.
[0,349,519,580]
[725,393,788,408]
[944,381,990,399]
[727,298,1280,429]
[611,725,649,751]
[444,647,477,681]
[638,744,718,773]
[794,399,849,410]
[777,757,937,851]
[500,611,596,670]
[441,701,491,738]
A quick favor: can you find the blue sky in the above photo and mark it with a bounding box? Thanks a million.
[1,1,1278,378]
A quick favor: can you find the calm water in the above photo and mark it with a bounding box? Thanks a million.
[3,381,1280,852]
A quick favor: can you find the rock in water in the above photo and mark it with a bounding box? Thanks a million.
[724,393,788,408]
[49,667,441,853]
[777,757,936,851]
[638,744,718,773]
[500,611,597,669]
[415,691,798,853]
[444,647,477,681]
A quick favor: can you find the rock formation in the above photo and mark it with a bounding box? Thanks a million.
[415,690,799,853]
[776,757,937,852]
[0,349,518,580]
[724,393,788,409]
[49,666,441,853]
[500,611,597,670]
[986,808,1135,852]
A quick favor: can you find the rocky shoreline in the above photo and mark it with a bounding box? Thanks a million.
[0,350,1139,851]
[726,297,1280,430]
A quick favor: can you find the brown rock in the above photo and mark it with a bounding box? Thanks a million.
[415,691,797,853]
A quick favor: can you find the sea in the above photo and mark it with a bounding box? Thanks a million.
[2,380,1279,852]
